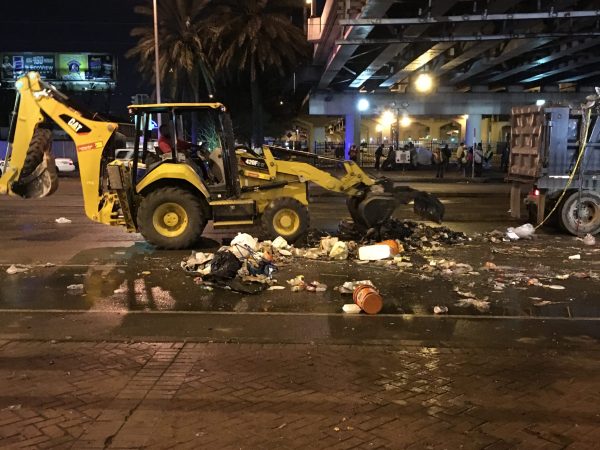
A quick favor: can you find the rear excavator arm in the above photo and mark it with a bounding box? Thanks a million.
[0,72,121,225]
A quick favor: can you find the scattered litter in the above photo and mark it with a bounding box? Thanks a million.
[378,239,402,256]
[209,251,242,280]
[141,271,151,275]
[483,261,498,270]
[287,275,306,292]
[305,281,327,292]
[358,244,392,261]
[6,264,31,275]
[272,236,289,250]
[3,404,21,411]
[277,249,292,257]
[555,274,570,280]
[320,236,339,253]
[507,223,535,240]
[506,229,520,241]
[181,252,214,275]
[229,233,259,259]
[329,241,348,260]
[55,217,72,224]
[533,299,565,306]
[338,280,375,294]
[353,284,383,315]
[66,284,85,294]
[568,254,581,260]
[433,305,448,314]
[113,288,126,294]
[545,284,566,290]
[342,304,361,314]
[454,298,490,312]
[578,234,596,246]
[267,286,285,291]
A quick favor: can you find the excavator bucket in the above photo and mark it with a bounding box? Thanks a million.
[347,184,445,229]
[10,128,59,199]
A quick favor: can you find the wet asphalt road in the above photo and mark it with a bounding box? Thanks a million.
[0,177,598,325]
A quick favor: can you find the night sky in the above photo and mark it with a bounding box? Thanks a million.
[0,0,149,122]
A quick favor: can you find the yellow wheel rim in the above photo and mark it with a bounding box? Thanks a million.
[152,202,189,238]
[272,208,300,236]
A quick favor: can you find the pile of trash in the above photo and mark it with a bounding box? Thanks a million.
[338,218,468,249]
[180,231,389,314]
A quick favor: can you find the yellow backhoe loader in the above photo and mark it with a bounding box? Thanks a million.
[0,72,443,249]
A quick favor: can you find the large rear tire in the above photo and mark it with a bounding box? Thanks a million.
[261,197,309,242]
[21,128,52,178]
[12,128,58,198]
[559,191,600,236]
[137,187,207,249]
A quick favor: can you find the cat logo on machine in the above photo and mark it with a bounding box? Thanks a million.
[241,157,266,169]
[59,114,91,134]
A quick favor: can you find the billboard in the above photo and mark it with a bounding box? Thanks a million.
[1,54,55,80]
[1,52,116,90]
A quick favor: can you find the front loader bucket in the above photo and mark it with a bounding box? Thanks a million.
[348,185,445,228]
[11,128,59,199]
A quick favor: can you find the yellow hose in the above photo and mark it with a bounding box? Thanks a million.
[534,107,592,230]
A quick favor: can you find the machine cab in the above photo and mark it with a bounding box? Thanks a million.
[127,103,240,200]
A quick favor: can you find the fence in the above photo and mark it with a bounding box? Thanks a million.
[313,141,508,168]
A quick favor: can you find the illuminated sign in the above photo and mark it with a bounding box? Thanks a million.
[1,52,116,91]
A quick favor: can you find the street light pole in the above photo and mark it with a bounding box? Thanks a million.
[153,0,162,105]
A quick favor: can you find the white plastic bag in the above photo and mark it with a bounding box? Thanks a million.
[229,233,259,259]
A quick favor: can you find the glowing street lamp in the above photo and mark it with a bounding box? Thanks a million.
[414,73,433,93]
[400,115,411,127]
[381,110,396,126]
[357,98,370,112]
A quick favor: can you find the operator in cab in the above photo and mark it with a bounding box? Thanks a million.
[158,124,192,157]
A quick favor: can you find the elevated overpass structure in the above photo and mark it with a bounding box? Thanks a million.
[304,0,600,154]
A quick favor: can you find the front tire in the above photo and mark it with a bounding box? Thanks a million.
[137,187,206,249]
[261,197,309,242]
[559,191,600,236]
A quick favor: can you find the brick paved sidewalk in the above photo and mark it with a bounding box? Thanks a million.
[0,339,599,449]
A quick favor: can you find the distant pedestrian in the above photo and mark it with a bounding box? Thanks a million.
[474,143,484,177]
[334,144,344,159]
[456,142,467,174]
[483,145,494,169]
[374,144,384,170]
[442,144,452,172]
[501,144,510,172]
[433,147,444,178]
[348,144,358,162]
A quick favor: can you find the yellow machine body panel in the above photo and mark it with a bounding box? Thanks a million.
[135,163,210,199]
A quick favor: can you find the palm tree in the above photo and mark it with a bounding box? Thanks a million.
[207,0,310,147]
[127,0,214,103]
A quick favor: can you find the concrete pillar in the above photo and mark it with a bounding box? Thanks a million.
[465,114,482,148]
[345,113,360,159]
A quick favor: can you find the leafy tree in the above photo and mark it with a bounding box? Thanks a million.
[127,0,214,102]
[207,0,310,147]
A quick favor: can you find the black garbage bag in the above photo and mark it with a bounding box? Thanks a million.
[208,250,242,280]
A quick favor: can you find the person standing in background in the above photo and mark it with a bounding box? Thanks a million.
[374,144,384,170]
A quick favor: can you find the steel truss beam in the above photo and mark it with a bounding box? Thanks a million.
[339,10,600,26]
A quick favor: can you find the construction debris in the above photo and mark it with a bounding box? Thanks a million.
[433,305,448,314]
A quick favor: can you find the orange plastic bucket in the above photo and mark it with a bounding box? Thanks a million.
[353,285,383,315]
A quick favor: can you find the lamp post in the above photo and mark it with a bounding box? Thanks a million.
[153,0,162,105]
